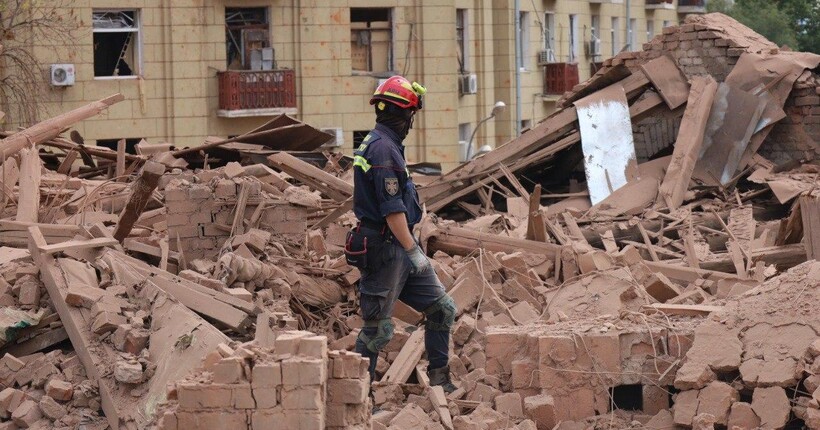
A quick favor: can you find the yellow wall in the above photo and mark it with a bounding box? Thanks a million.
[15,0,681,172]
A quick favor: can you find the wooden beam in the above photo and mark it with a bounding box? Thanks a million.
[113,161,165,242]
[637,223,660,261]
[382,328,425,384]
[38,237,119,255]
[27,226,121,430]
[526,185,547,242]
[16,147,41,223]
[267,152,352,202]
[643,303,723,317]
[115,139,126,180]
[425,223,561,259]
[56,149,78,175]
[657,76,719,209]
[800,193,820,261]
[0,94,124,162]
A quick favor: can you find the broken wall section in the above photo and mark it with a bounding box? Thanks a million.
[573,13,820,166]
[164,173,307,261]
[156,332,371,430]
[485,317,698,429]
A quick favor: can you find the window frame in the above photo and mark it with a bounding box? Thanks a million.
[350,7,394,75]
[456,8,469,73]
[568,14,578,63]
[611,17,621,57]
[517,11,530,71]
[92,9,143,80]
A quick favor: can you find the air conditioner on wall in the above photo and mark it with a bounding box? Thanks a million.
[50,64,75,86]
[320,127,344,148]
[459,74,478,95]
[538,49,556,65]
[587,37,602,58]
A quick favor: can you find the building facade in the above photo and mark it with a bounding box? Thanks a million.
[13,0,702,171]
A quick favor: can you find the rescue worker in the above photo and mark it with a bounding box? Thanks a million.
[351,76,457,393]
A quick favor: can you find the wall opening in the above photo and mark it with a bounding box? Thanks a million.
[225,7,271,70]
[610,384,643,411]
[352,130,370,150]
[92,10,141,78]
[350,8,393,73]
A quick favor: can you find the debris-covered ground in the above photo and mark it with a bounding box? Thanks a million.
[0,12,819,430]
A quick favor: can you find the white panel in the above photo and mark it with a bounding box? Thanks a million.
[574,83,638,205]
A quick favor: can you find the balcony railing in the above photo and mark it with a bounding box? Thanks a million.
[645,0,674,9]
[217,69,297,117]
[678,0,707,13]
[543,63,580,95]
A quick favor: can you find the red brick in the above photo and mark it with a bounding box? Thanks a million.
[495,392,524,419]
[281,386,323,410]
[524,394,556,430]
[328,378,368,404]
[232,384,255,409]
[252,408,286,430]
[11,399,42,428]
[251,362,281,388]
[177,383,232,410]
[44,379,73,402]
[176,409,248,430]
[253,387,278,408]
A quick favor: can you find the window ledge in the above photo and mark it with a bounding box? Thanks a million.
[351,71,398,77]
[94,76,141,81]
[217,107,297,118]
[540,94,563,102]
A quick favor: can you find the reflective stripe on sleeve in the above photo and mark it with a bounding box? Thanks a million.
[353,155,372,172]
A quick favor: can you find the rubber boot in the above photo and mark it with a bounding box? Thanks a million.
[427,365,457,394]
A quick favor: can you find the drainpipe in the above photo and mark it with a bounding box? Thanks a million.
[514,0,522,136]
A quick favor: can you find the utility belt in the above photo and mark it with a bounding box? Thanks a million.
[344,219,395,271]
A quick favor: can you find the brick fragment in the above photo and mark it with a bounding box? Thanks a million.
[495,392,524,419]
[11,399,41,428]
[213,357,245,384]
[44,379,73,402]
[524,394,556,430]
[38,395,66,421]
[751,386,790,429]
[328,378,368,404]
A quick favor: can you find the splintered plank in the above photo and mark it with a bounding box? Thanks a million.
[526,185,547,242]
[267,152,352,202]
[643,303,723,316]
[16,147,41,223]
[27,226,121,430]
[658,76,719,209]
[801,193,820,261]
[382,328,425,384]
[38,237,119,255]
[113,161,165,242]
[639,55,690,109]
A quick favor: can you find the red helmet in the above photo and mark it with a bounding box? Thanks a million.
[370,76,425,110]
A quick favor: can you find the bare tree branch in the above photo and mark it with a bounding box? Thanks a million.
[0,0,79,125]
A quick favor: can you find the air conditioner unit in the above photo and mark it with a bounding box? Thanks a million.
[50,64,75,86]
[587,38,602,58]
[320,127,344,148]
[538,49,556,65]
[459,74,478,95]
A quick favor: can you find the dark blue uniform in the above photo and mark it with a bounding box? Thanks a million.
[352,123,455,380]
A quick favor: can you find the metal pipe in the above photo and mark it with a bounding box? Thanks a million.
[514,0,522,136]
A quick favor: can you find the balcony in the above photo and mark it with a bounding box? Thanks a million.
[543,63,580,95]
[645,0,675,9]
[217,69,297,118]
[677,0,707,14]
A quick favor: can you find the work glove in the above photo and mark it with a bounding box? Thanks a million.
[406,244,432,275]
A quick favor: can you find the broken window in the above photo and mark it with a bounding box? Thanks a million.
[517,11,530,70]
[569,14,578,63]
[225,7,272,70]
[353,130,370,150]
[456,9,468,73]
[93,10,141,78]
[351,8,392,73]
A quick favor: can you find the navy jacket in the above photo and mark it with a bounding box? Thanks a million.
[352,124,422,229]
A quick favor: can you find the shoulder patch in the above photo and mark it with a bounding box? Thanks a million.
[384,178,399,196]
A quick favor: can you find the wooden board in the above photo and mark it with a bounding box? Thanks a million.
[658,76,719,209]
[382,328,425,384]
[800,194,820,261]
[643,303,723,316]
[640,55,691,109]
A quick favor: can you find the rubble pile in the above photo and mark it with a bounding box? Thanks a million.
[0,12,818,430]
[156,333,371,430]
